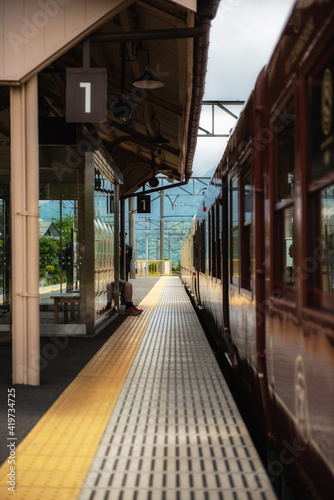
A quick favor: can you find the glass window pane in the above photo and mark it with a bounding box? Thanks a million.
[232,177,239,227]
[242,165,251,290]
[277,114,295,201]
[282,206,295,286]
[232,229,239,278]
[231,177,239,283]
[320,184,334,294]
[310,58,334,182]
[201,222,206,273]
[244,167,251,224]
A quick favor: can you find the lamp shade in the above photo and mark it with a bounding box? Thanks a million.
[133,69,164,89]
[150,133,170,145]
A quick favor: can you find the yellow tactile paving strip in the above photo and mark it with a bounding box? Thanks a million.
[0,278,166,500]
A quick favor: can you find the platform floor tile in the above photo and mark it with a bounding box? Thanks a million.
[79,277,276,500]
[0,278,166,500]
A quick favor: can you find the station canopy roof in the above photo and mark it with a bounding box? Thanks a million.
[0,0,219,196]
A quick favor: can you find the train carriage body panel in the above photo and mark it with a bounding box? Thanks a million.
[181,1,334,498]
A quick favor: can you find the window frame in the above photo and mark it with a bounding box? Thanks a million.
[201,221,206,274]
[230,173,240,286]
[306,40,334,312]
[240,156,252,292]
[208,209,212,276]
[271,94,296,301]
[211,204,217,278]
[216,200,221,280]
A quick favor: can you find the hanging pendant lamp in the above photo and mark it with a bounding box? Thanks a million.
[132,46,165,89]
[112,43,133,122]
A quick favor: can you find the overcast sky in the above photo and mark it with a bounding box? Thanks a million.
[192,0,296,177]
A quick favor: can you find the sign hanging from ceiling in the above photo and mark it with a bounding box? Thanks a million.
[66,68,107,123]
[137,195,151,214]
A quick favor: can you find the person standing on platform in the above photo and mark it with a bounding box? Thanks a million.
[120,280,143,316]
[125,243,132,281]
[118,243,142,315]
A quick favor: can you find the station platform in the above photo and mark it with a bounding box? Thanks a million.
[0,277,276,500]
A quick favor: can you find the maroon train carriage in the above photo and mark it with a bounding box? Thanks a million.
[181,1,334,498]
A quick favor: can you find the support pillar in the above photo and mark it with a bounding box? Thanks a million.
[129,197,136,279]
[114,184,120,308]
[160,191,165,260]
[120,195,126,280]
[11,75,40,385]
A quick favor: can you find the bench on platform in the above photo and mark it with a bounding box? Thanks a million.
[50,293,80,324]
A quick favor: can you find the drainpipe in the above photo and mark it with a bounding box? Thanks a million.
[184,0,220,181]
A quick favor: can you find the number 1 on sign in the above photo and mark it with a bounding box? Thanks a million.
[80,82,91,113]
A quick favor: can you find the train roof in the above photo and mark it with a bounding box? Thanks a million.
[206,0,334,185]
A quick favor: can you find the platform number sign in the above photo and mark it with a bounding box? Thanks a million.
[66,68,107,122]
[137,195,151,214]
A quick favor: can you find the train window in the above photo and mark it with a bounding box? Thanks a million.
[244,168,252,224]
[205,217,209,274]
[319,185,334,295]
[201,221,206,273]
[216,201,221,279]
[281,206,295,287]
[219,199,224,279]
[197,222,201,273]
[195,222,200,273]
[211,205,217,278]
[192,233,195,269]
[307,55,334,311]
[230,176,239,285]
[273,205,295,298]
[276,103,295,202]
[209,209,212,276]
[272,98,296,299]
[241,165,252,290]
[309,58,334,182]
[310,184,334,310]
